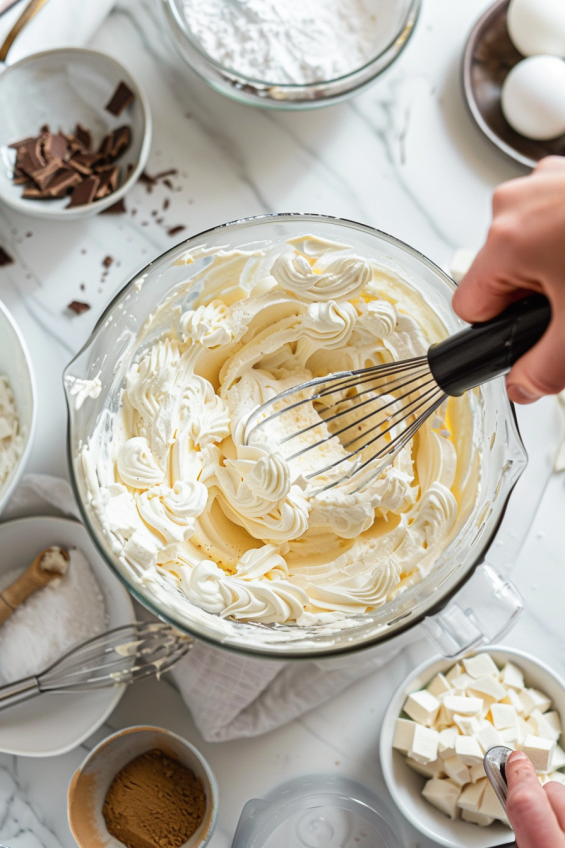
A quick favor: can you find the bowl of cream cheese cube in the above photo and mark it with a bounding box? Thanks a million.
[380,647,565,848]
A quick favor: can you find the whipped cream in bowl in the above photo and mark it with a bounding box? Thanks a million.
[65,215,526,659]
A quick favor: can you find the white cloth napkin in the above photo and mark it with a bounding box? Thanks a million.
[0,0,115,65]
[2,473,418,741]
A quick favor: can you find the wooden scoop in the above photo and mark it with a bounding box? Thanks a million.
[0,546,70,626]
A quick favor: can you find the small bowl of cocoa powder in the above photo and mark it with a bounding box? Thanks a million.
[67,725,218,848]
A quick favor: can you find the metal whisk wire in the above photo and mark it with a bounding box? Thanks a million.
[244,356,447,494]
[0,622,192,711]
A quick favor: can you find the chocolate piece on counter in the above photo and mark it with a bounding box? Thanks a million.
[153,169,178,180]
[102,255,113,268]
[67,300,90,314]
[0,247,14,266]
[99,198,126,214]
[105,81,135,116]
[75,124,92,151]
[163,198,169,210]
[68,175,100,208]
[163,179,174,190]
[167,225,186,237]
[45,168,82,197]
[40,124,50,133]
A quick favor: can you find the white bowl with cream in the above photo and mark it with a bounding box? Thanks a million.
[0,298,35,516]
[380,647,565,848]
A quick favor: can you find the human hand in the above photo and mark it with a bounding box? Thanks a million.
[451,156,565,404]
[506,750,565,847]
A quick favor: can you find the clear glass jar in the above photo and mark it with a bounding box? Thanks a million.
[161,0,421,109]
[64,214,527,660]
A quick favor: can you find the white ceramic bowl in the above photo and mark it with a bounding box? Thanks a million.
[0,48,151,220]
[0,298,35,515]
[380,646,565,848]
[68,726,218,848]
[0,515,135,756]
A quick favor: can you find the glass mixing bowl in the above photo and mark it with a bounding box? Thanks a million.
[161,0,421,109]
[64,214,527,660]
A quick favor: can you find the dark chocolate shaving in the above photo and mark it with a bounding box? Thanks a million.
[105,81,135,116]
[167,225,186,237]
[0,247,14,266]
[67,300,90,314]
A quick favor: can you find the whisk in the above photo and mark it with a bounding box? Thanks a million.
[0,621,191,711]
[244,293,551,494]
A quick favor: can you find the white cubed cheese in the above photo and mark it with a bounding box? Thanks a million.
[422,778,461,820]
[552,745,565,770]
[427,673,452,698]
[444,695,483,717]
[544,711,562,736]
[404,690,441,727]
[503,687,526,713]
[454,714,482,737]
[529,709,561,742]
[446,663,464,684]
[449,673,473,693]
[443,754,471,787]
[463,654,499,680]
[523,734,556,772]
[438,727,460,760]
[406,757,446,778]
[501,662,525,691]
[457,778,488,812]
[468,675,507,703]
[518,715,531,745]
[461,809,495,826]
[409,725,440,765]
[479,782,508,822]
[521,688,552,715]
[470,762,487,782]
[393,718,417,754]
[475,722,503,754]
[455,735,484,766]
[548,771,565,785]
[501,726,520,744]
[435,704,452,731]
[490,703,518,730]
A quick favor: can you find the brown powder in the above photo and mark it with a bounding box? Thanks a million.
[102,749,206,848]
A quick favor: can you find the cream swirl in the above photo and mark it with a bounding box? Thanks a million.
[90,234,471,627]
[272,250,370,301]
[181,300,234,348]
[117,437,165,489]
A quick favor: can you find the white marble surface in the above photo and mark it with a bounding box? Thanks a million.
[0,0,564,845]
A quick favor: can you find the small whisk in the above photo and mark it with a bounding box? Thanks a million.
[244,294,551,494]
[0,621,191,711]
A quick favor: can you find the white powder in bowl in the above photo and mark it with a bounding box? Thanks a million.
[181,0,386,85]
[0,375,24,488]
[0,547,107,685]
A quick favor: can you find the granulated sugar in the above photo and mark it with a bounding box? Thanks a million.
[182,0,384,84]
[0,547,107,684]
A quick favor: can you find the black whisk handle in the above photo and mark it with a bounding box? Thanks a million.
[428,293,552,397]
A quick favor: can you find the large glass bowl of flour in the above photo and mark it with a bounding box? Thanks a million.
[64,214,527,660]
[161,0,421,109]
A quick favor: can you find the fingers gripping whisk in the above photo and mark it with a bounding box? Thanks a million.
[243,357,447,494]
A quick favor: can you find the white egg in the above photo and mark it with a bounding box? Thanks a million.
[501,55,565,139]
[507,0,565,57]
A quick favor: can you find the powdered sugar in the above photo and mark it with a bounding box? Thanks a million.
[0,547,107,685]
[182,0,385,85]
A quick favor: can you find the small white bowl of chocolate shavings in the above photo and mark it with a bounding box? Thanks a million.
[0,47,151,220]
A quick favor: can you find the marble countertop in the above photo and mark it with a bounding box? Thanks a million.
[0,0,564,845]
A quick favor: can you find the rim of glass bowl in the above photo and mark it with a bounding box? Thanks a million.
[64,213,527,660]
[161,0,421,108]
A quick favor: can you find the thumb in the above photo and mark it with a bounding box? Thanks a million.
[506,751,564,848]
[507,297,565,403]
[451,243,528,324]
